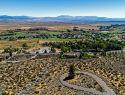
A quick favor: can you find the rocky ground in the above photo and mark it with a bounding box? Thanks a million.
[0,53,125,95]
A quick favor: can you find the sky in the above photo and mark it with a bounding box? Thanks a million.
[0,0,125,18]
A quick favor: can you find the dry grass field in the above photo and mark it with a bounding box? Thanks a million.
[39,40,64,44]
[37,25,99,30]
[0,39,38,48]
[0,53,125,95]
[0,38,71,49]
[0,23,32,31]
[0,22,99,32]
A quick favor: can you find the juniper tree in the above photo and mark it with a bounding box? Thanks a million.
[79,53,83,59]
[44,50,47,53]
[69,64,75,79]
[109,52,111,57]
[22,43,28,48]
[9,50,13,56]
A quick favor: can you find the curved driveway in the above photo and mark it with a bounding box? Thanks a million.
[60,71,115,95]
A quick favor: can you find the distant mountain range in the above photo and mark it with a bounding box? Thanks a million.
[0,15,125,22]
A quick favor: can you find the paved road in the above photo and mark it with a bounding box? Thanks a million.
[0,53,60,56]
[6,55,37,63]
[0,53,59,64]
[60,71,115,95]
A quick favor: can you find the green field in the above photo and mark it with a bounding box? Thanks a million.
[99,29,124,34]
[103,36,118,40]
[0,39,38,48]
[15,31,35,36]
[110,29,123,33]
[33,38,82,41]
[39,31,61,34]
[54,29,67,31]
[89,23,110,26]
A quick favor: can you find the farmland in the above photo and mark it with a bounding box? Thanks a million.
[0,22,99,31]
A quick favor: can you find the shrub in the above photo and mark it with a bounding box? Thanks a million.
[35,91,39,94]
[22,43,28,47]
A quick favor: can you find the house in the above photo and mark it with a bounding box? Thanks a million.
[0,37,3,40]
[122,35,125,39]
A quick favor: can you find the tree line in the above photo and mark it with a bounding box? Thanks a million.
[42,39,124,53]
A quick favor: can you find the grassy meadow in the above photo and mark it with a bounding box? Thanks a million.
[99,29,124,34]
[39,31,61,34]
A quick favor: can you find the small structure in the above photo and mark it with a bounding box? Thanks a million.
[123,29,125,31]
[122,35,125,39]
[96,56,102,58]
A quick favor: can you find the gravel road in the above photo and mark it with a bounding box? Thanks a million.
[60,71,115,95]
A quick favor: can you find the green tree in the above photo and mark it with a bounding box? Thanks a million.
[109,52,111,57]
[0,58,2,62]
[79,53,83,59]
[69,64,75,79]
[61,47,65,52]
[59,52,64,58]
[51,47,56,53]
[99,86,103,92]
[36,51,39,54]
[44,50,47,53]
[94,52,97,56]
[67,29,71,32]
[79,52,84,59]
[37,39,39,43]
[22,43,28,47]
[52,49,56,53]
[9,50,12,56]
[4,48,10,53]
[115,52,117,56]
[99,43,107,50]
[68,47,72,52]
[101,51,106,56]
[82,48,88,52]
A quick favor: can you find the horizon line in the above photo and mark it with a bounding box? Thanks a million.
[0,15,125,19]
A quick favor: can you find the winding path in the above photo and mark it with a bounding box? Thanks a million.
[60,71,115,95]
